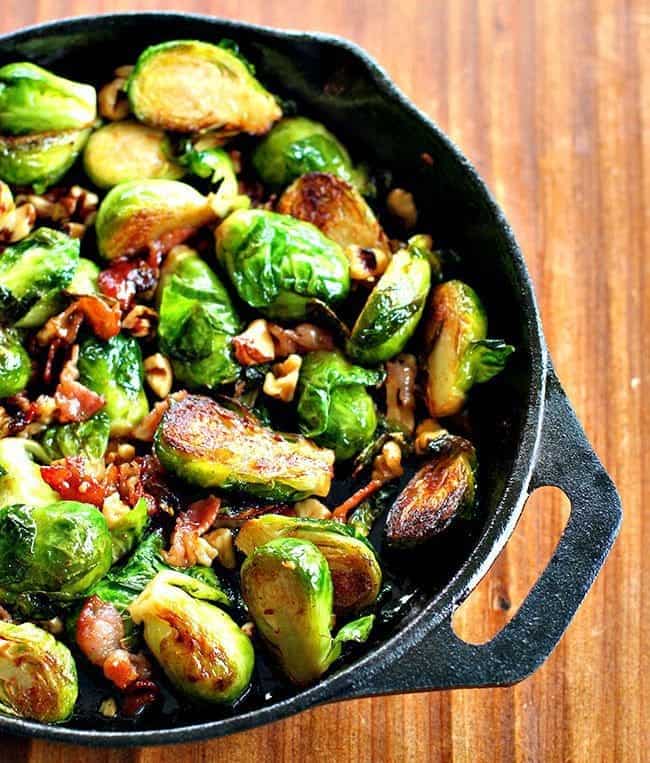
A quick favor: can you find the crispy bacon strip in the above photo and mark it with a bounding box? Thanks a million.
[98,255,159,311]
[41,457,105,506]
[69,295,121,339]
[163,495,221,567]
[332,480,383,522]
[53,346,105,423]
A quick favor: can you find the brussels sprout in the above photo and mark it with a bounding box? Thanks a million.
[0,62,96,135]
[155,394,334,500]
[0,621,77,723]
[0,439,58,511]
[107,496,148,564]
[237,514,382,613]
[216,209,350,320]
[423,280,515,417]
[277,172,388,255]
[181,146,250,217]
[158,246,242,389]
[0,227,79,325]
[0,327,30,397]
[78,334,149,436]
[80,530,229,650]
[296,350,383,460]
[127,40,281,135]
[95,179,216,260]
[0,500,112,605]
[241,537,374,685]
[129,570,254,704]
[40,411,110,463]
[0,128,91,193]
[252,117,368,191]
[68,257,100,295]
[386,437,477,547]
[347,237,432,364]
[83,120,185,189]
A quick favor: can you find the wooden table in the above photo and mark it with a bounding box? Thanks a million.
[0,1,646,761]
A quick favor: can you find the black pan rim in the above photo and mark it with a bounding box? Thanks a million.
[0,11,548,746]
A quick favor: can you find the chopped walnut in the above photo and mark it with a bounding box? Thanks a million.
[387,188,418,229]
[0,180,35,243]
[122,305,158,338]
[106,441,137,465]
[39,617,64,636]
[99,698,118,718]
[233,319,276,365]
[294,498,332,520]
[18,185,99,227]
[371,440,404,483]
[98,75,130,121]
[241,622,255,638]
[385,354,417,435]
[101,492,132,529]
[263,354,302,402]
[346,245,390,282]
[0,407,10,439]
[203,528,237,569]
[414,418,447,455]
[144,354,172,399]
[132,399,170,442]
[267,322,335,357]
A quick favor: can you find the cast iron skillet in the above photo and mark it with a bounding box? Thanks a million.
[0,12,622,747]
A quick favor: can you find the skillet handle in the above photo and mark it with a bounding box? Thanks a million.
[345,364,622,696]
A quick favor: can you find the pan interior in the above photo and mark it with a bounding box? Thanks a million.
[0,14,543,736]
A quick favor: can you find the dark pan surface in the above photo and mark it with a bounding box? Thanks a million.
[0,12,546,744]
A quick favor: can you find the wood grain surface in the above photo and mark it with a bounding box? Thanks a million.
[0,1,647,761]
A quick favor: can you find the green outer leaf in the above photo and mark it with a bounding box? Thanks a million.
[0,62,96,135]
[181,146,250,217]
[0,327,31,397]
[0,227,79,325]
[108,497,148,564]
[465,339,515,384]
[77,334,148,436]
[0,438,59,510]
[216,208,350,319]
[347,244,431,364]
[40,411,110,463]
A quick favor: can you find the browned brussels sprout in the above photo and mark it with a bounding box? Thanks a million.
[155,394,335,501]
[423,280,514,417]
[385,437,477,547]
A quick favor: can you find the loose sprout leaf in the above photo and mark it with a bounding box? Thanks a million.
[465,339,515,383]
[332,613,375,647]
[0,327,31,397]
[40,411,110,463]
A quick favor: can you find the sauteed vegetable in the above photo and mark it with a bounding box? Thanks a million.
[0,39,513,723]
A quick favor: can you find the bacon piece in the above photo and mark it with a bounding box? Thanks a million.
[41,457,105,506]
[99,255,159,311]
[267,322,335,357]
[163,495,221,567]
[69,295,121,339]
[332,480,383,522]
[53,345,105,423]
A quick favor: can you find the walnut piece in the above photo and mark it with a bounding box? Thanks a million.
[263,354,302,402]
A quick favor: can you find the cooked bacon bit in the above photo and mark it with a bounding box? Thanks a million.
[163,495,221,568]
[132,399,170,442]
[70,295,121,339]
[77,596,154,693]
[267,322,335,357]
[332,480,383,522]
[120,680,160,717]
[41,457,105,506]
[122,305,158,339]
[233,319,276,365]
[54,346,105,424]
[99,256,159,311]
[263,354,302,402]
[385,353,417,435]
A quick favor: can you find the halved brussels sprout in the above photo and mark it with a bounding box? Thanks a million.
[127,40,281,135]
[423,280,515,417]
[95,179,216,260]
[181,145,250,217]
[0,62,96,135]
[236,514,382,613]
[40,411,110,464]
[296,350,384,460]
[130,570,254,704]
[386,437,477,547]
[277,172,388,255]
[0,621,77,723]
[252,117,367,191]
[0,128,91,194]
[0,439,58,509]
[0,227,79,325]
[83,120,184,188]
[157,245,242,389]
[216,209,350,320]
[347,237,432,364]
[0,500,112,604]
[155,394,335,500]
[241,537,374,685]
[0,327,30,397]
[78,334,149,436]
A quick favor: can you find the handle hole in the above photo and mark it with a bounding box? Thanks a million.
[451,486,570,645]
